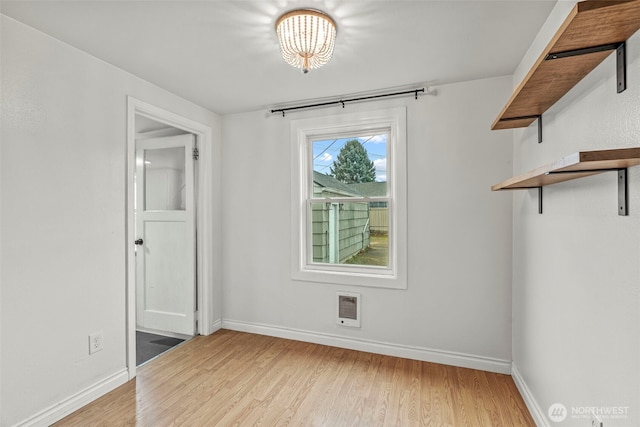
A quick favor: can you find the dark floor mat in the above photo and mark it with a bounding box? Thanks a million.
[136,331,184,366]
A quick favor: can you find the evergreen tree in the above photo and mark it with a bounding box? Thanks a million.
[330,139,376,184]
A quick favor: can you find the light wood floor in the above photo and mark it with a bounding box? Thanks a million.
[55,329,535,426]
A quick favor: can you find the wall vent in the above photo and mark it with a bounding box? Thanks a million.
[337,292,361,328]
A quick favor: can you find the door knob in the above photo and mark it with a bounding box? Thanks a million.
[135,238,144,246]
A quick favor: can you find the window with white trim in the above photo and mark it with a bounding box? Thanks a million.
[291,108,407,289]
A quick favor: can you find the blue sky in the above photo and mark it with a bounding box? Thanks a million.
[312,134,388,182]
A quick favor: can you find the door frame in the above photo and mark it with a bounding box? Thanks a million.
[126,97,214,380]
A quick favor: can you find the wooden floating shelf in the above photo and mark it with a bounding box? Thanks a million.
[492,0,640,131]
[492,148,640,191]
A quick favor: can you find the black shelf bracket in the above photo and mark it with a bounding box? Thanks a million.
[538,187,543,214]
[537,115,542,144]
[501,185,544,213]
[617,43,627,93]
[618,168,628,215]
[543,168,629,216]
[546,41,627,93]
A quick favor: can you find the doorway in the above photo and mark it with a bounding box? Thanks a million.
[127,97,214,377]
[134,130,196,364]
[135,133,196,338]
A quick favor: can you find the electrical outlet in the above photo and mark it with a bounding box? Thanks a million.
[89,332,103,355]
[591,412,603,427]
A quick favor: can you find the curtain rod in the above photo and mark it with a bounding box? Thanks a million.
[270,88,425,117]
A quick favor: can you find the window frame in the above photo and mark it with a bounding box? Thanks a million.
[290,108,407,289]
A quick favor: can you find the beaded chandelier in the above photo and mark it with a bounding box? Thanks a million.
[276,9,337,74]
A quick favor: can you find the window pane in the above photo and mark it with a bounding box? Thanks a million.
[312,135,387,198]
[292,108,406,287]
[144,147,186,211]
[310,202,388,267]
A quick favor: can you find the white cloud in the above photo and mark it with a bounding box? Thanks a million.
[374,158,387,181]
[319,152,333,162]
[374,158,386,169]
[361,134,387,144]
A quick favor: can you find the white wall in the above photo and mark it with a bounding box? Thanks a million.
[0,16,220,426]
[511,5,640,426]
[221,76,515,371]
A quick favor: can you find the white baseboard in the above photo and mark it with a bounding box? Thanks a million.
[209,318,223,334]
[222,319,511,374]
[512,363,548,427]
[13,369,128,427]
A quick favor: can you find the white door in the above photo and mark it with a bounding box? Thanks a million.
[135,134,196,336]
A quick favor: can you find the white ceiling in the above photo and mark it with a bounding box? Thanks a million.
[1,1,556,115]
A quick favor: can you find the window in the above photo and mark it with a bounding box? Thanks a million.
[291,108,407,289]
[311,134,389,267]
